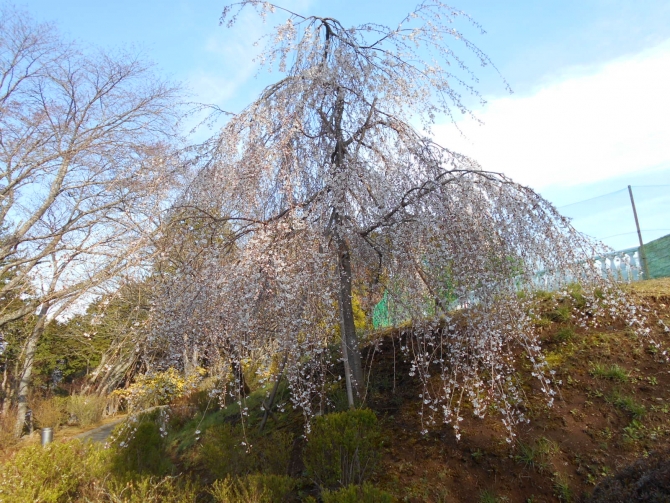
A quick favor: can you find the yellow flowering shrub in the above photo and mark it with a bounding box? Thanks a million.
[113,367,205,413]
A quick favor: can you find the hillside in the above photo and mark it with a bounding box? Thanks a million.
[1,280,668,502]
[363,278,670,502]
[161,278,670,502]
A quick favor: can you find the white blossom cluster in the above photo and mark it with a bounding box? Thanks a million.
[146,1,650,440]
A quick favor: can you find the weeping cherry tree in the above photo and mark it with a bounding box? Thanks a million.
[154,1,645,439]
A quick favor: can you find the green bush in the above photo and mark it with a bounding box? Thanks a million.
[566,283,587,309]
[321,483,394,502]
[304,409,382,489]
[210,474,295,503]
[514,437,558,472]
[105,476,201,503]
[66,394,106,426]
[199,424,293,479]
[110,414,173,476]
[0,440,110,502]
[0,438,203,502]
[199,424,249,478]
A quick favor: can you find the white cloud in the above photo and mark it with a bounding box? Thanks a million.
[433,39,670,191]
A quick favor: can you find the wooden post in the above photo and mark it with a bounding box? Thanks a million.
[628,185,650,279]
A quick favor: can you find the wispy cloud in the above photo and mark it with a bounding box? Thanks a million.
[184,0,316,137]
[433,39,670,191]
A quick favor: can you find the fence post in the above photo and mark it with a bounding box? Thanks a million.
[628,185,650,279]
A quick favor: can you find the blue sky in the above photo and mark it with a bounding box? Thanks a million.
[22,0,670,249]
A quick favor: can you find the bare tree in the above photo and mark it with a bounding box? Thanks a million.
[153,1,638,437]
[0,7,182,435]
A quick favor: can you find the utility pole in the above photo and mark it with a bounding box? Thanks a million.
[628,185,650,279]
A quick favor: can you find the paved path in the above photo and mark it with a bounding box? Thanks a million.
[73,406,167,443]
[74,416,127,443]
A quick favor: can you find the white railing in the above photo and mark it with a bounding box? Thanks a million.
[594,247,642,282]
[533,247,642,291]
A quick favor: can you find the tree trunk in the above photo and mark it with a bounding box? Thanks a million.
[14,304,49,437]
[259,352,287,431]
[329,85,365,407]
[183,342,199,377]
[183,337,193,377]
[336,234,364,407]
[1,359,10,416]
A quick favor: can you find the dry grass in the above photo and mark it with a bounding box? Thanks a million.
[626,278,670,298]
[31,396,67,430]
[0,412,18,452]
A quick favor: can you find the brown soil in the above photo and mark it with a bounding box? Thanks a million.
[363,280,670,502]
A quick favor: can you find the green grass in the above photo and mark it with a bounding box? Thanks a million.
[167,380,295,456]
[589,363,629,382]
[566,283,587,309]
[606,390,646,418]
[479,489,508,503]
[554,326,576,342]
[553,473,572,502]
[546,305,572,323]
[514,437,558,472]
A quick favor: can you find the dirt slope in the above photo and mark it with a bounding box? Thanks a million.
[365,279,670,502]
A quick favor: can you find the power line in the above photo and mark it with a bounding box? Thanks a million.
[558,188,627,209]
[599,229,670,240]
[557,184,670,209]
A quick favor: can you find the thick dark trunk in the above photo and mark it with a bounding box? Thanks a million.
[231,359,250,397]
[336,233,364,407]
[14,304,49,437]
[259,353,287,432]
[224,337,250,398]
[328,85,366,407]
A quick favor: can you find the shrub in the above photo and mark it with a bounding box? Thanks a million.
[479,490,503,503]
[0,437,201,502]
[199,424,292,479]
[553,472,572,502]
[113,367,205,413]
[303,409,382,489]
[254,430,293,475]
[321,483,394,503]
[566,283,587,309]
[587,448,670,503]
[199,424,249,478]
[67,394,106,426]
[0,440,110,502]
[105,476,201,503]
[210,474,295,503]
[547,305,572,323]
[109,412,173,476]
[514,437,559,473]
[0,411,19,451]
[31,396,67,430]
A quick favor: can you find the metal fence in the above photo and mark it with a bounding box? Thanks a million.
[557,185,670,253]
[371,186,670,329]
